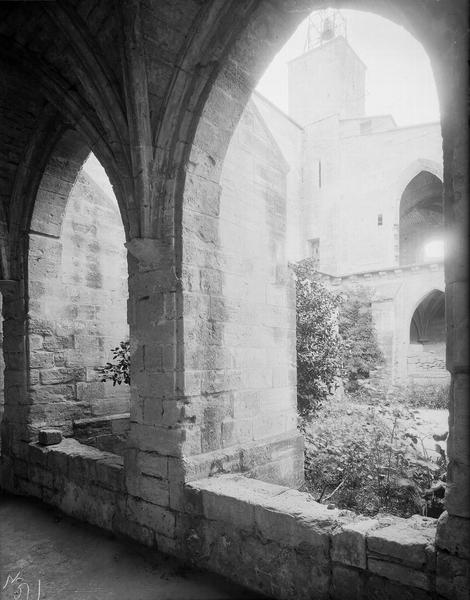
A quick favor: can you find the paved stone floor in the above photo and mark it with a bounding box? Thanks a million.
[0,493,266,600]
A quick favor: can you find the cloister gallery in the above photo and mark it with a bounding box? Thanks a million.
[0,2,468,599]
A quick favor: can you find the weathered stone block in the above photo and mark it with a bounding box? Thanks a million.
[38,428,62,446]
[365,574,432,600]
[368,558,431,590]
[331,518,379,569]
[137,451,168,479]
[76,381,106,402]
[29,464,54,488]
[127,423,185,456]
[126,496,176,538]
[95,457,125,491]
[331,565,364,600]
[40,368,75,385]
[367,519,436,568]
[436,550,470,600]
[436,512,470,559]
[254,492,333,556]
[446,459,470,519]
[203,488,255,532]
[127,473,170,507]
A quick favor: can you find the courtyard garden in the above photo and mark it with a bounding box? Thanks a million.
[293,257,449,519]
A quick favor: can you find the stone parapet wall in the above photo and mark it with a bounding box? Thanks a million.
[314,261,443,285]
[184,475,467,600]
[72,413,130,455]
[4,453,468,600]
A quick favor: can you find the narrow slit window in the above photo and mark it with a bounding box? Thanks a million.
[378,213,383,226]
[318,160,322,188]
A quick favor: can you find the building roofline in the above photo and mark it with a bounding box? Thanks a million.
[340,114,397,127]
[252,90,303,130]
[287,35,367,70]
[248,99,291,174]
[341,119,441,139]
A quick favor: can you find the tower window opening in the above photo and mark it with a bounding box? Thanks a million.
[378,213,383,226]
[308,239,320,268]
[360,119,372,135]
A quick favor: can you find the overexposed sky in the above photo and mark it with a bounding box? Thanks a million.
[256,10,440,127]
[83,153,114,198]
[85,10,440,185]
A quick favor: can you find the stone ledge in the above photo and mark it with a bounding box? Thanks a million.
[27,439,124,491]
[188,474,352,549]
[367,515,437,569]
[185,474,444,599]
[180,430,304,489]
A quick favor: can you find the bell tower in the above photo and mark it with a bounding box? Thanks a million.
[288,9,366,126]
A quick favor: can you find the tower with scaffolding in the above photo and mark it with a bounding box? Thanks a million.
[288,9,366,125]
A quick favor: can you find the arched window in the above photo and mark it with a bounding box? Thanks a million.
[399,171,443,266]
[410,289,445,344]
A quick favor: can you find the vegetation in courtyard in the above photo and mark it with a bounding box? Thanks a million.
[338,287,384,392]
[99,341,130,386]
[292,258,343,418]
[399,383,449,410]
[293,258,384,416]
[303,398,447,518]
[293,258,447,519]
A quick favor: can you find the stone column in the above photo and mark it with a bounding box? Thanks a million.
[0,279,30,470]
[122,237,186,551]
[434,25,470,600]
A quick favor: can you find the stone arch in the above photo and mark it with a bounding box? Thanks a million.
[162,0,467,543]
[26,130,129,438]
[395,159,443,200]
[159,2,459,482]
[392,158,443,223]
[409,288,445,344]
[398,170,444,266]
[407,288,448,386]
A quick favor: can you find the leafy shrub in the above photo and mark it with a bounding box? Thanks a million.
[404,383,449,410]
[99,341,130,386]
[303,399,447,518]
[292,259,343,417]
[338,287,384,392]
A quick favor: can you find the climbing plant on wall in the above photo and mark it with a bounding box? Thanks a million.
[99,340,130,386]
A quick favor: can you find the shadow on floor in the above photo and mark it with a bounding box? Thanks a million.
[0,492,268,600]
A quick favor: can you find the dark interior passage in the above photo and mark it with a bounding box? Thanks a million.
[399,171,443,266]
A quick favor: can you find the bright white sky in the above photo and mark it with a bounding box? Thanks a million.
[85,10,440,188]
[256,9,440,127]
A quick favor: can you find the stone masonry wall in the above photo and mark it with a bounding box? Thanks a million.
[5,447,462,600]
[27,171,129,436]
[315,263,447,390]
[178,99,302,484]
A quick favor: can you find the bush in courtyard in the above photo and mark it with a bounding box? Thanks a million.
[292,259,343,418]
[405,383,449,410]
[303,399,447,518]
[99,341,130,385]
[338,287,384,392]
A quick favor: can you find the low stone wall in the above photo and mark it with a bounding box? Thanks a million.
[184,475,443,600]
[3,447,467,600]
[72,413,130,455]
[1,439,126,533]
